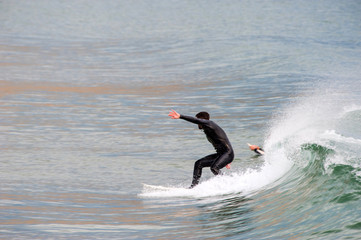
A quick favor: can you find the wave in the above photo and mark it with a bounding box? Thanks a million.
[141,82,361,199]
[140,139,360,199]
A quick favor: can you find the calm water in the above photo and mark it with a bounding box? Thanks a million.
[1,1,361,239]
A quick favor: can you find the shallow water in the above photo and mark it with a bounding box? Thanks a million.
[1,1,361,239]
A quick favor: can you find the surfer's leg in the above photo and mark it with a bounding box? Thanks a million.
[210,151,234,175]
[190,153,218,188]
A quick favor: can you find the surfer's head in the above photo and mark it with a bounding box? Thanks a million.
[196,111,209,129]
[196,111,210,120]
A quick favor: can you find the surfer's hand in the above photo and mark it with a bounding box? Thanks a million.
[248,144,260,151]
[226,164,231,169]
[168,109,180,119]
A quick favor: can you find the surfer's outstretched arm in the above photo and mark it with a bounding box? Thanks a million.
[169,110,210,126]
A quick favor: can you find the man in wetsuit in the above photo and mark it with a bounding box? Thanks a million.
[168,110,234,188]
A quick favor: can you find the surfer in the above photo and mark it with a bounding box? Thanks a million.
[168,110,234,188]
[248,143,265,155]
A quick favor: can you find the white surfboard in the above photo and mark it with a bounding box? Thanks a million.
[142,183,187,191]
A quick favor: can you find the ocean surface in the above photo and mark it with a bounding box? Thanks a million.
[1,0,361,239]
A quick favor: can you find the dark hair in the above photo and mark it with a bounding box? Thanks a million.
[196,111,210,120]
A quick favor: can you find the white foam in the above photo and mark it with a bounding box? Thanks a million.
[140,146,293,198]
[322,130,361,145]
[342,104,361,115]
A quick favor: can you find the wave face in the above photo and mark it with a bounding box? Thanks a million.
[142,81,361,238]
[259,82,361,238]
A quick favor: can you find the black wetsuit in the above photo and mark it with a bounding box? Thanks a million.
[180,115,234,187]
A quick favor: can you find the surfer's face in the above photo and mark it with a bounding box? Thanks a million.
[198,124,203,130]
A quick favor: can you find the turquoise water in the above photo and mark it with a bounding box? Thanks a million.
[1,1,361,239]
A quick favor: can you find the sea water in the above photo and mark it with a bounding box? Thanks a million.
[1,1,361,239]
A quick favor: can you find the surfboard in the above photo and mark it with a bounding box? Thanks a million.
[142,183,187,191]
